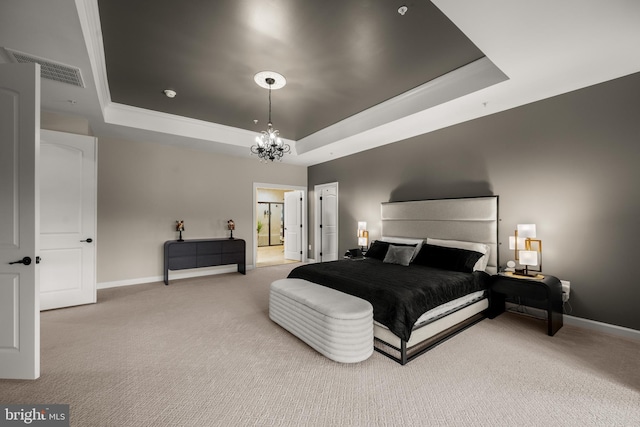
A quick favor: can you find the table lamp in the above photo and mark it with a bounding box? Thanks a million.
[357,221,369,252]
[509,223,542,276]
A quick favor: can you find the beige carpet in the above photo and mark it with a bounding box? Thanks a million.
[1,264,639,426]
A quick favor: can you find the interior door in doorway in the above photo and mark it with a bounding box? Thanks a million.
[284,190,303,261]
[40,130,97,311]
[0,63,40,379]
[316,182,339,262]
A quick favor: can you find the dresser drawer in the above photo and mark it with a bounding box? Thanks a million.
[222,252,244,264]
[223,239,245,253]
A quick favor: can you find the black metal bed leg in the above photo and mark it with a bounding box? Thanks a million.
[400,340,407,365]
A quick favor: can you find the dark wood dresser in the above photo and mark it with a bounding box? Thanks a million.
[164,238,246,285]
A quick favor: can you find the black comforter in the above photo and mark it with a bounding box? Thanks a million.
[288,258,490,342]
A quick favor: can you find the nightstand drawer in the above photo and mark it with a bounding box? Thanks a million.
[491,280,548,300]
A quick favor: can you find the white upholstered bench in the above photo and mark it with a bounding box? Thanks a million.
[269,278,374,363]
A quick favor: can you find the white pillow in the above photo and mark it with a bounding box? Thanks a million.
[381,236,424,261]
[426,238,490,272]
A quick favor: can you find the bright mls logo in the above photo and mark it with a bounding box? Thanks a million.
[1,405,69,426]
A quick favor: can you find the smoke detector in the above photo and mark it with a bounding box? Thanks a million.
[398,5,408,16]
[164,89,177,98]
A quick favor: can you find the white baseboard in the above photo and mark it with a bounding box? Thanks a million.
[98,275,161,289]
[564,315,640,341]
[505,303,640,341]
[97,265,254,290]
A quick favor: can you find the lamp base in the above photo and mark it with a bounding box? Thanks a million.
[514,269,544,278]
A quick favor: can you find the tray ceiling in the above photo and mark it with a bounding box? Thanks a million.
[98,0,485,141]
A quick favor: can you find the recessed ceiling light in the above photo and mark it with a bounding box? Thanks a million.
[398,6,408,16]
[164,89,177,98]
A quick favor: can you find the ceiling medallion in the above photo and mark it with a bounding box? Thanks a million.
[250,71,290,162]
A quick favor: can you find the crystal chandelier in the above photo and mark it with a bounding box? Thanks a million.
[251,72,290,162]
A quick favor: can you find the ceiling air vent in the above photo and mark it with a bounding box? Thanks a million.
[4,48,85,88]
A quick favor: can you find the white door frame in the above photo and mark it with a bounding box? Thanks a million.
[314,182,339,262]
[253,183,307,268]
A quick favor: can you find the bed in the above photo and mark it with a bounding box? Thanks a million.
[288,196,499,364]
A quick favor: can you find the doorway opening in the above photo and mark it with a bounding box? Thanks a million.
[257,202,283,247]
[253,183,307,268]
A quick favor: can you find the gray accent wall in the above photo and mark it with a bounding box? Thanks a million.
[308,72,640,331]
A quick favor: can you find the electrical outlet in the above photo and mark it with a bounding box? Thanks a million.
[561,280,570,302]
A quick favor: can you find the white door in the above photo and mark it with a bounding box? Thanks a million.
[315,183,339,262]
[284,190,302,261]
[0,63,40,379]
[40,130,97,310]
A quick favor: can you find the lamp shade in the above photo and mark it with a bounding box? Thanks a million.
[517,224,536,238]
[509,236,527,250]
[519,250,539,266]
[357,221,366,234]
[357,222,368,248]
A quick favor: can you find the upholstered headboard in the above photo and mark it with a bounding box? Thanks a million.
[380,196,499,275]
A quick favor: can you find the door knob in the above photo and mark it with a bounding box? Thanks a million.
[9,256,32,265]
[81,238,93,243]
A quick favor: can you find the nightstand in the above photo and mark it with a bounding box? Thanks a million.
[488,272,563,336]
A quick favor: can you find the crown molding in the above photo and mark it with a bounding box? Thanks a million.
[75,0,111,114]
[295,57,507,155]
[104,102,297,149]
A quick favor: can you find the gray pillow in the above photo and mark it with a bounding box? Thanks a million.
[382,245,415,266]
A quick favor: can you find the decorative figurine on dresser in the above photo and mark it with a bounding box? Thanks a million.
[164,221,246,285]
[227,219,235,239]
[176,220,185,241]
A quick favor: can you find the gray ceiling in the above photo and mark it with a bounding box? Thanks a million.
[2,1,639,166]
[98,0,483,140]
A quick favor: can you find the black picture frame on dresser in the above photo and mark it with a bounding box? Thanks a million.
[164,238,246,285]
[488,273,563,336]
